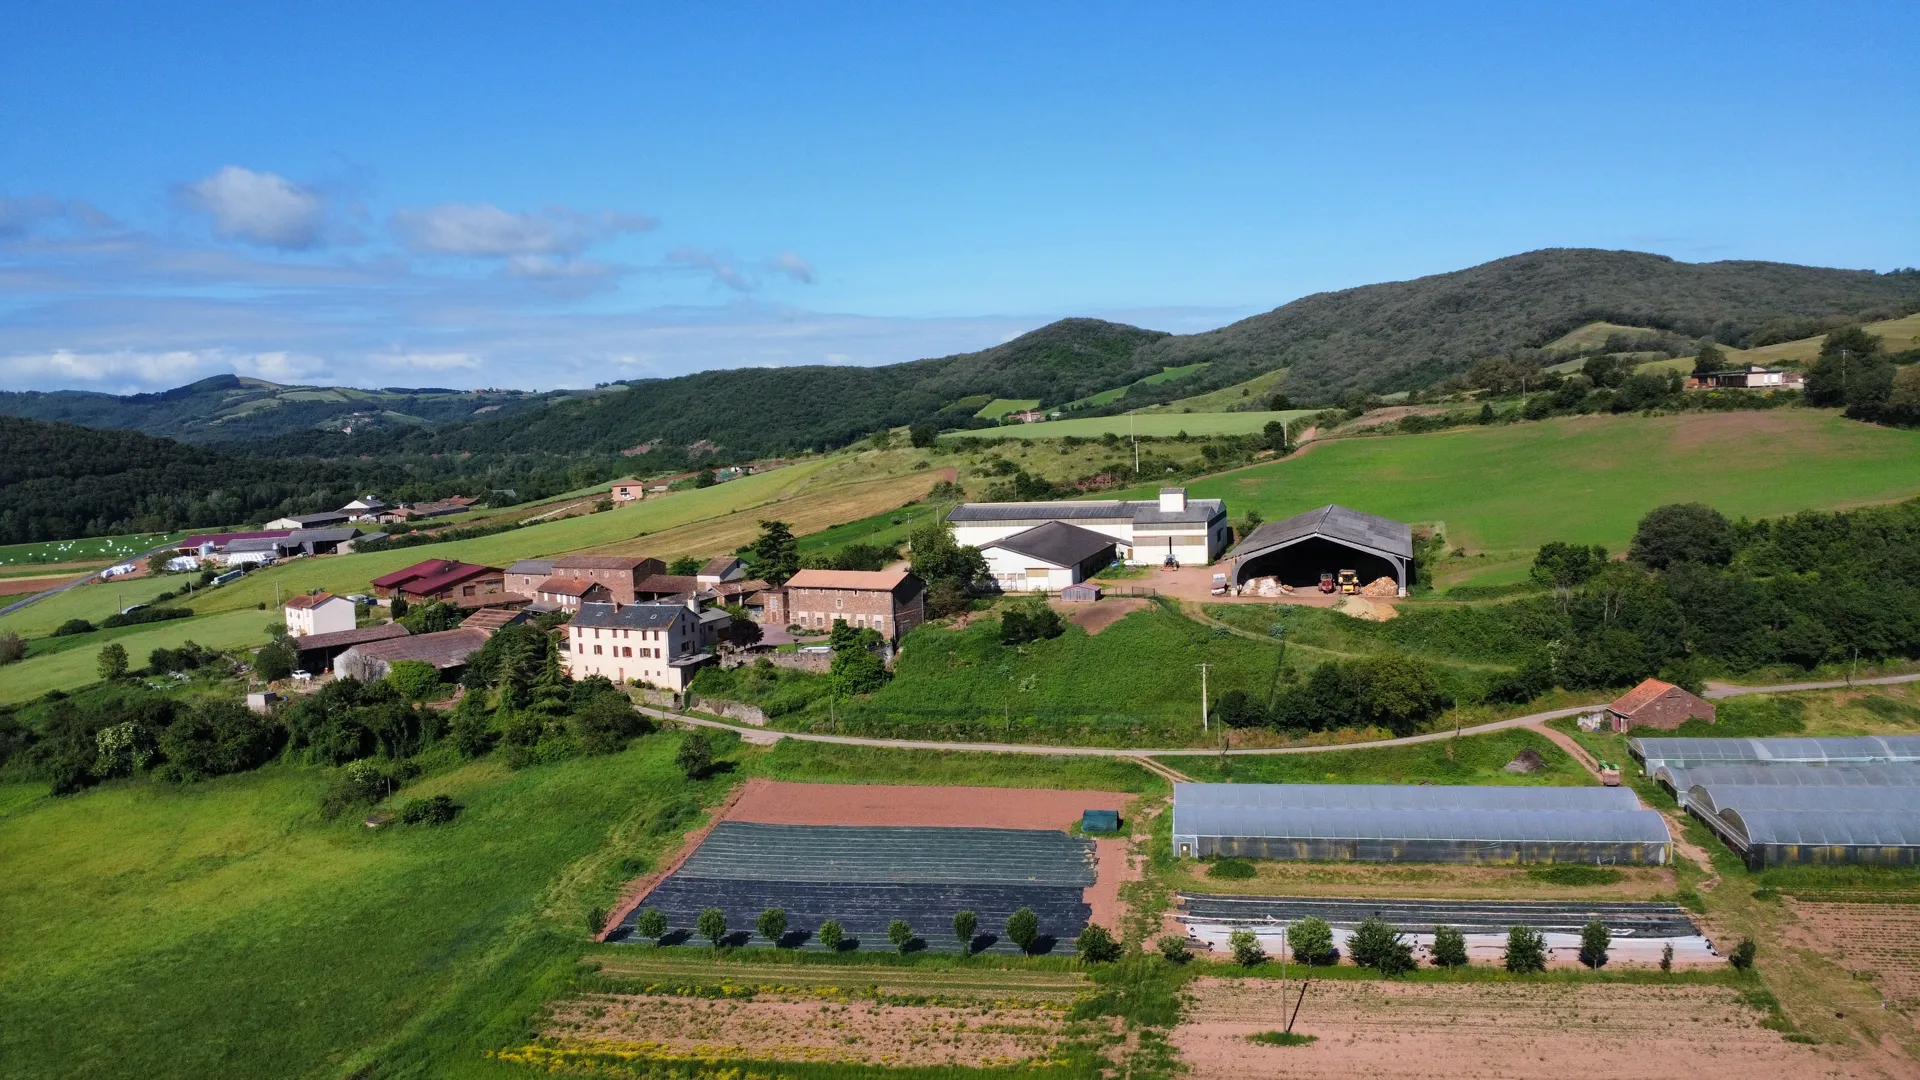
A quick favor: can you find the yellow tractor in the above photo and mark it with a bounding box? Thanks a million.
[1337,569,1359,595]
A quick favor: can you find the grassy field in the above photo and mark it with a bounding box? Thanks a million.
[945,409,1314,442]
[1168,410,1920,559]
[0,609,274,704]
[0,532,183,570]
[975,397,1040,420]
[1138,367,1288,414]
[1063,362,1212,410]
[1543,321,1670,353]
[1166,727,1587,785]
[0,572,187,638]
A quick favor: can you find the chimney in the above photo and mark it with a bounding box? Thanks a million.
[1159,487,1188,513]
[685,594,700,613]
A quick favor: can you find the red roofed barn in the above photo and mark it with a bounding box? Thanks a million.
[370,559,505,603]
[1606,678,1716,733]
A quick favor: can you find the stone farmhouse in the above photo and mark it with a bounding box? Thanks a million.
[760,569,926,643]
[1607,678,1717,732]
[565,597,732,691]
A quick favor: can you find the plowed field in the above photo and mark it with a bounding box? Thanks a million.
[1789,900,1920,1008]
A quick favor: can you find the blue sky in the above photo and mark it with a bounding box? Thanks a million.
[2,2,1915,393]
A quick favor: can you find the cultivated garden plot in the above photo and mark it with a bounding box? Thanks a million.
[1786,901,1920,1009]
[1174,977,1858,1080]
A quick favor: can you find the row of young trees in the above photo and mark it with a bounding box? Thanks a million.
[1196,915,1665,974]
[623,903,1121,960]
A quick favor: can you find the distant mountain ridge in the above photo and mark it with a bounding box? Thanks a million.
[4,249,1914,457]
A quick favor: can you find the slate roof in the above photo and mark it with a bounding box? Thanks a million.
[572,601,693,632]
[1231,504,1413,561]
[981,521,1117,568]
[345,627,491,668]
[280,511,351,526]
[294,622,410,652]
[553,555,653,571]
[784,569,917,592]
[284,527,363,545]
[507,559,555,576]
[947,498,1223,526]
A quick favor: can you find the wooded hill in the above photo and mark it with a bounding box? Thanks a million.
[7,249,1914,460]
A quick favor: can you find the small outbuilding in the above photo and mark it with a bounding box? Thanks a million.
[1607,678,1715,733]
[980,521,1117,592]
[1061,582,1102,603]
[1227,505,1413,596]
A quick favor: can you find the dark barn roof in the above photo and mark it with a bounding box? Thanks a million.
[1232,505,1413,562]
[981,521,1116,568]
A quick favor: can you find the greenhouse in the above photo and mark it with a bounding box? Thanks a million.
[1170,783,1672,865]
[1631,735,1920,774]
[1656,763,1920,806]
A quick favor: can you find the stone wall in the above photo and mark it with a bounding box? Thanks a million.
[689,695,769,727]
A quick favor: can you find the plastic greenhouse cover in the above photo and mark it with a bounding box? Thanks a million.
[1171,782,1638,812]
[1172,805,1672,845]
[1631,736,1920,770]
[1658,763,1920,792]
[1719,809,1920,849]
[1689,783,1920,817]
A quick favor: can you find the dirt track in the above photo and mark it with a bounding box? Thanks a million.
[1175,977,1879,1079]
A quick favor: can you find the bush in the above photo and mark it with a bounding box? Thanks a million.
[389,595,409,619]
[0,631,27,666]
[888,918,915,954]
[1629,503,1734,569]
[1431,925,1467,968]
[1660,942,1674,972]
[818,919,845,951]
[1349,916,1415,975]
[1205,857,1256,880]
[1504,926,1547,973]
[953,909,978,956]
[1076,923,1122,963]
[1729,937,1757,970]
[318,758,408,820]
[1289,916,1337,965]
[1229,928,1265,966]
[53,619,95,637]
[253,640,295,682]
[1578,918,1610,969]
[634,907,668,945]
[1156,933,1190,962]
[449,701,497,757]
[1006,906,1040,954]
[385,660,442,702]
[1000,601,1065,645]
[676,730,714,778]
[697,906,728,948]
[757,907,789,946]
[399,794,458,825]
[100,606,192,630]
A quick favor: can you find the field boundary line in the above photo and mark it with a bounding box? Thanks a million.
[595,778,758,942]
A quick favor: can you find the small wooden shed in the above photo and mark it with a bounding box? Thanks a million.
[1061,582,1102,603]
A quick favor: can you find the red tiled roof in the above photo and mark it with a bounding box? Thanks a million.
[785,569,913,592]
[284,592,339,610]
[1610,678,1684,715]
[451,591,530,610]
[461,608,527,632]
[373,559,500,595]
[633,574,699,595]
[536,575,602,597]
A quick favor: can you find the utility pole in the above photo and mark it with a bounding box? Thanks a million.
[1130,413,1139,476]
[1198,663,1210,733]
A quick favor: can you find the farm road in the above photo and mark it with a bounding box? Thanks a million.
[641,672,1920,761]
[0,541,182,619]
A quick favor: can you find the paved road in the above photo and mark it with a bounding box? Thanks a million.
[640,672,1920,761]
[0,542,181,620]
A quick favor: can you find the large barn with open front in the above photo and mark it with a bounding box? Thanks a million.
[1226,504,1414,596]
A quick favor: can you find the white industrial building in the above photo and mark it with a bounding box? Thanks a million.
[947,487,1229,567]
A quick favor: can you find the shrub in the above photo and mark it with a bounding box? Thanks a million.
[385,660,442,702]
[888,918,915,954]
[1156,934,1190,963]
[1229,928,1265,966]
[1504,926,1547,973]
[676,730,714,778]
[54,618,95,637]
[634,907,668,945]
[1205,856,1256,880]
[1578,918,1611,969]
[1289,916,1337,965]
[1431,925,1468,968]
[1076,923,1122,963]
[1660,942,1673,972]
[1527,865,1623,886]
[1729,937,1757,970]
[253,640,295,682]
[1006,906,1040,954]
[399,794,457,825]
[389,595,409,619]
[757,907,789,946]
[0,631,26,666]
[953,909,978,956]
[1349,916,1414,975]
[1000,601,1065,646]
[697,907,728,948]
[449,703,496,757]
[818,919,845,951]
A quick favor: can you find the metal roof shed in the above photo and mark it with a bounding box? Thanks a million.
[1226,505,1414,596]
[1631,736,1920,774]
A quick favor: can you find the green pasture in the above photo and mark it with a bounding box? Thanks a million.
[1063,362,1211,410]
[945,409,1313,442]
[1169,410,1920,558]
[0,573,187,638]
[0,610,273,704]
[178,462,824,618]
[1139,367,1289,413]
[974,397,1041,420]
[1543,321,1669,353]
[794,500,945,559]
[0,532,183,569]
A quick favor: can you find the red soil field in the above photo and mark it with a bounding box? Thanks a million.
[723,778,1129,830]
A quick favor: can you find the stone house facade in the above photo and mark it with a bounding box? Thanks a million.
[760,569,926,643]
[1607,678,1717,732]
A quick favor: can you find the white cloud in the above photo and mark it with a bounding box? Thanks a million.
[233,351,330,382]
[770,251,815,283]
[179,166,327,249]
[666,246,750,291]
[1,348,221,387]
[390,203,656,256]
[0,195,119,238]
[371,350,483,371]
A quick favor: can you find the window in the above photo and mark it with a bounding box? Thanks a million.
[835,597,844,610]
[623,647,633,657]
[593,645,603,655]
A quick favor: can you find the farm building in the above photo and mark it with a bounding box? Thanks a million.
[283,592,356,638]
[1655,762,1920,804]
[1226,504,1413,596]
[335,627,490,682]
[292,622,411,674]
[370,558,506,603]
[979,521,1116,592]
[1170,782,1672,865]
[759,569,926,642]
[1682,780,1920,869]
[947,487,1230,567]
[1631,736,1920,775]
[262,510,353,531]
[1606,678,1715,732]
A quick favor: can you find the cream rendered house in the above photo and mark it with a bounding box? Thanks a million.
[283,592,358,638]
[947,487,1229,566]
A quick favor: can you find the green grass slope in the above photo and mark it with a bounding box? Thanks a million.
[975,397,1041,420]
[1175,410,1920,555]
[1136,367,1288,413]
[943,409,1312,442]
[0,609,271,704]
